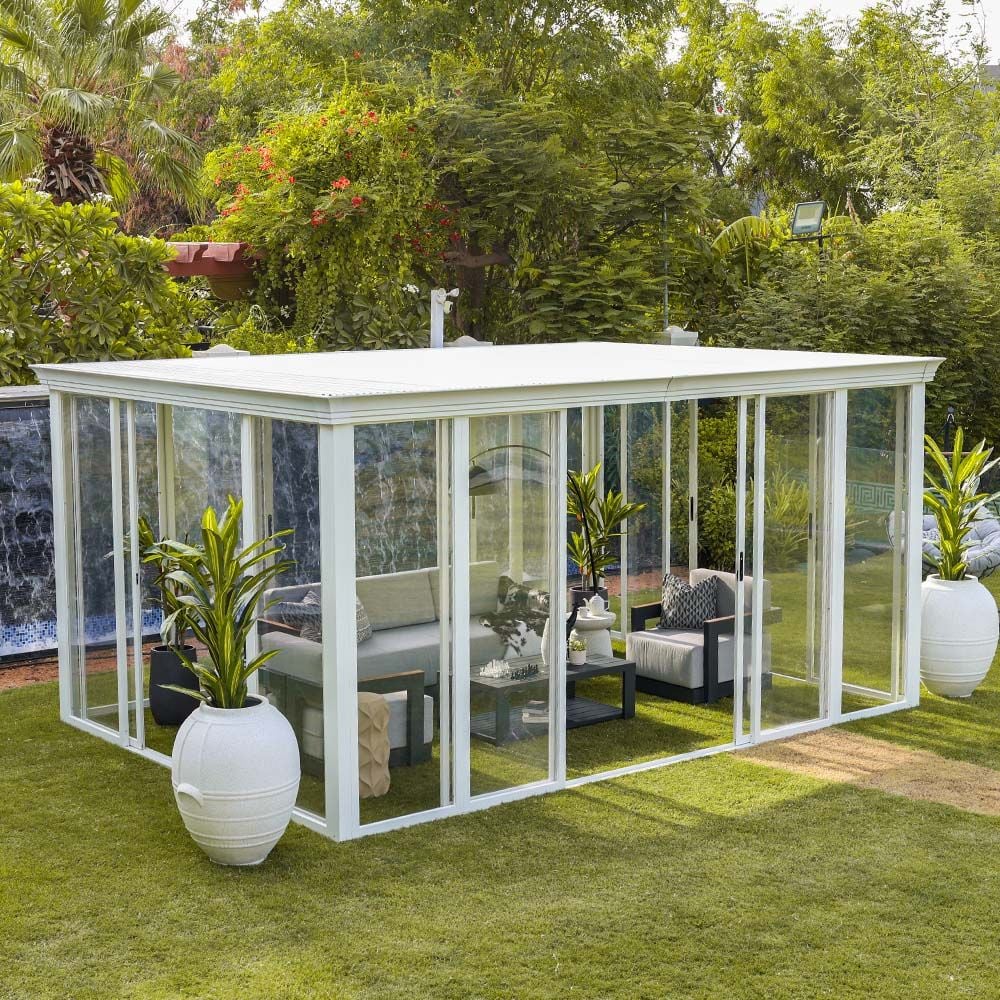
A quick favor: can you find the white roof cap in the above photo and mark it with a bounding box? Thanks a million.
[33,341,942,424]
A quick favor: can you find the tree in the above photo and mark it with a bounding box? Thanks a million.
[195,0,713,344]
[0,0,200,205]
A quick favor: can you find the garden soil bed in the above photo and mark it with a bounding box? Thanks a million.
[742,728,1000,816]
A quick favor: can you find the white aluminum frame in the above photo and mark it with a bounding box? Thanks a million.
[38,341,939,842]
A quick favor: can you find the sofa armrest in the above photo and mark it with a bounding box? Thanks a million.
[358,669,426,766]
[630,602,662,633]
[258,617,300,637]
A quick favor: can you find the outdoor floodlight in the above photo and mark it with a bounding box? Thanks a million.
[790,200,827,237]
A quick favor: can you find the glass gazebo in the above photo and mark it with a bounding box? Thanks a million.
[35,341,941,841]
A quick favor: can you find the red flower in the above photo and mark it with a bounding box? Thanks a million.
[351,195,363,206]
[235,183,249,196]
[213,176,221,186]
[332,176,351,190]
[310,209,327,226]
[287,175,296,184]
[353,50,362,59]
[344,152,352,159]
[339,108,348,115]
[400,151,409,159]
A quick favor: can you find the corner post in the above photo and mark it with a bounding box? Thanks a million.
[903,383,926,707]
[49,391,75,724]
[319,423,359,839]
[826,390,848,723]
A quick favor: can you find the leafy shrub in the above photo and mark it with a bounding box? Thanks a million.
[0,182,194,384]
[710,207,1000,444]
[202,94,440,346]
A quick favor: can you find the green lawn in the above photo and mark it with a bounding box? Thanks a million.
[4,655,1000,998]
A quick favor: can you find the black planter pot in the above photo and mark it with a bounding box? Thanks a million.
[149,645,199,727]
[569,585,610,611]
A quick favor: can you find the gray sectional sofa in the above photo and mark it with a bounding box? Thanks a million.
[259,561,514,771]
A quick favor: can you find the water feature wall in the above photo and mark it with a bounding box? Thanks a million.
[0,390,56,658]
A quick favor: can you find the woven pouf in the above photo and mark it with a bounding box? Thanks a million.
[357,692,391,798]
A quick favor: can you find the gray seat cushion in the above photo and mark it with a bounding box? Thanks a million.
[626,626,767,690]
[261,616,508,688]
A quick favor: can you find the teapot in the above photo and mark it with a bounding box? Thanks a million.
[586,594,607,616]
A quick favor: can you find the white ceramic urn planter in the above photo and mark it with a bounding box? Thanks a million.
[172,696,301,866]
[920,575,999,698]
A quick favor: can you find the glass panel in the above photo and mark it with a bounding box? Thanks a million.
[142,405,242,758]
[469,413,553,797]
[759,395,829,731]
[669,400,691,578]
[601,406,622,608]
[842,387,906,709]
[71,397,118,731]
[256,419,325,817]
[171,406,241,541]
[353,420,450,825]
[625,403,663,627]
[569,397,742,777]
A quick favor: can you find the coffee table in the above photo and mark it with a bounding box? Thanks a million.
[469,654,636,745]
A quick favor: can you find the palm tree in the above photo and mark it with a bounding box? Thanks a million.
[0,0,200,205]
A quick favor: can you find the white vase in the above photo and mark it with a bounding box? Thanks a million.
[172,695,301,865]
[920,574,998,698]
[568,648,587,666]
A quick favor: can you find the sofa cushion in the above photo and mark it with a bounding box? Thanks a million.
[356,568,436,631]
[627,627,749,688]
[428,561,502,618]
[660,573,717,629]
[690,568,771,617]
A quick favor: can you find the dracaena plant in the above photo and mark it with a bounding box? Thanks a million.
[567,463,646,593]
[142,495,294,709]
[138,514,198,651]
[924,429,1000,581]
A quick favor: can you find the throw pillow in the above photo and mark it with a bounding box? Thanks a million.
[659,573,717,629]
[300,590,323,643]
[273,590,373,645]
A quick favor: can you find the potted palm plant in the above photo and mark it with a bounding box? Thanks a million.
[921,429,1000,697]
[138,516,201,727]
[566,463,646,610]
[145,495,300,865]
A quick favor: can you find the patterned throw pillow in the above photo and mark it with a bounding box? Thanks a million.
[354,596,373,644]
[274,590,373,645]
[659,573,717,629]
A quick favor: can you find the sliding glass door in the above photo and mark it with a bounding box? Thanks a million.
[751,394,833,734]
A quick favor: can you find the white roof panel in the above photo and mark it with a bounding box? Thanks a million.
[33,342,942,424]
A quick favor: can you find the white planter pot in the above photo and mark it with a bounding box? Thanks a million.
[568,649,587,666]
[172,696,300,866]
[920,574,999,698]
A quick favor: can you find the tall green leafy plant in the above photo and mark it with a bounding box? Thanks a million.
[924,430,1000,581]
[138,515,197,650]
[142,495,294,708]
[567,463,646,592]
